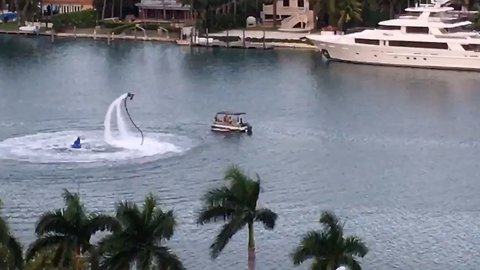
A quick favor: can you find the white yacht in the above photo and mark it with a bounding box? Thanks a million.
[307,0,480,71]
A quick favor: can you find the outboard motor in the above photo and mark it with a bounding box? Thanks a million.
[246,124,253,136]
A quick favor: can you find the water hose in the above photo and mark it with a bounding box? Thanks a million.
[124,92,144,145]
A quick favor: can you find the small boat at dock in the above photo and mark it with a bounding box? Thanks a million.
[211,111,252,135]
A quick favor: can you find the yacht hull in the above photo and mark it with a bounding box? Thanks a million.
[309,39,480,71]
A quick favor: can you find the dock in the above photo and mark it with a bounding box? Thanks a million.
[178,39,274,50]
[0,29,316,51]
[0,29,176,43]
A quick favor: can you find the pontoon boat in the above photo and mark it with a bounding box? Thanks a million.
[211,112,252,135]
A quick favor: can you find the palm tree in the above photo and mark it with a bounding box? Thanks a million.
[26,189,120,270]
[0,199,23,270]
[291,211,368,270]
[337,0,362,31]
[98,194,184,270]
[197,165,278,270]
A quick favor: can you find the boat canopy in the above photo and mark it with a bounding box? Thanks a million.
[215,111,246,116]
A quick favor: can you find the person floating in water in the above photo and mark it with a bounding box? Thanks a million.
[72,137,81,149]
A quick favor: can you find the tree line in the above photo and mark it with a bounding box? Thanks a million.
[0,165,368,270]
[1,0,477,31]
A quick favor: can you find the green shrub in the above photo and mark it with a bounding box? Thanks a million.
[99,20,126,28]
[111,23,136,34]
[51,9,96,31]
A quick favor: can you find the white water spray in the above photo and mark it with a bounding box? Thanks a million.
[0,93,190,164]
[104,93,132,144]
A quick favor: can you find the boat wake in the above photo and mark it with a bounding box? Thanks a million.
[0,93,193,164]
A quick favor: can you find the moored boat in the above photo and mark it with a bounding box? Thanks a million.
[307,0,480,71]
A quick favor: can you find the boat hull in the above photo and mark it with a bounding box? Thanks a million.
[211,123,252,135]
[308,37,480,71]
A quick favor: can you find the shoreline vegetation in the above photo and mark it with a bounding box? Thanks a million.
[0,165,369,270]
[1,0,479,50]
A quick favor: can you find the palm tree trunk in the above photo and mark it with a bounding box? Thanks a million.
[272,0,277,28]
[101,0,107,19]
[75,246,81,270]
[162,0,166,19]
[327,0,335,26]
[119,0,123,19]
[247,222,255,270]
[389,0,395,19]
[233,0,237,26]
[1,0,5,16]
[14,0,18,25]
[20,0,30,25]
[111,0,114,18]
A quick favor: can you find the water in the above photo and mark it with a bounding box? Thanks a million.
[1,35,480,269]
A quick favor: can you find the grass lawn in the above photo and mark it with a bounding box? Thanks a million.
[0,22,19,31]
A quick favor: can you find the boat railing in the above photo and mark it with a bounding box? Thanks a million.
[434,34,467,39]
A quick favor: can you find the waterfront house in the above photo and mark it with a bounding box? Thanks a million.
[136,0,192,23]
[42,0,93,15]
[261,0,313,32]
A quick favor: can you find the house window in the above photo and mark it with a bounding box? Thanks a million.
[298,0,304,7]
[354,38,380,45]
[283,0,289,7]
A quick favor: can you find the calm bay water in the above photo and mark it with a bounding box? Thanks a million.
[1,35,480,269]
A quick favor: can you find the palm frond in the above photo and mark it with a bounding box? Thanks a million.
[0,200,9,244]
[24,246,57,270]
[137,248,154,270]
[151,209,176,241]
[35,210,73,236]
[26,235,65,261]
[254,208,277,230]
[115,202,143,235]
[196,205,236,225]
[319,211,341,233]
[62,189,78,205]
[291,231,327,265]
[201,187,236,206]
[142,193,158,226]
[62,190,87,227]
[224,165,250,201]
[6,235,23,269]
[338,255,362,270]
[100,248,137,270]
[85,214,121,236]
[210,216,246,259]
[154,246,185,270]
[344,236,368,257]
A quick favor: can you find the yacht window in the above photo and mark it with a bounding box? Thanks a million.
[389,40,448,50]
[462,44,480,52]
[447,25,471,33]
[354,38,380,45]
[379,25,401,30]
[405,27,429,34]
